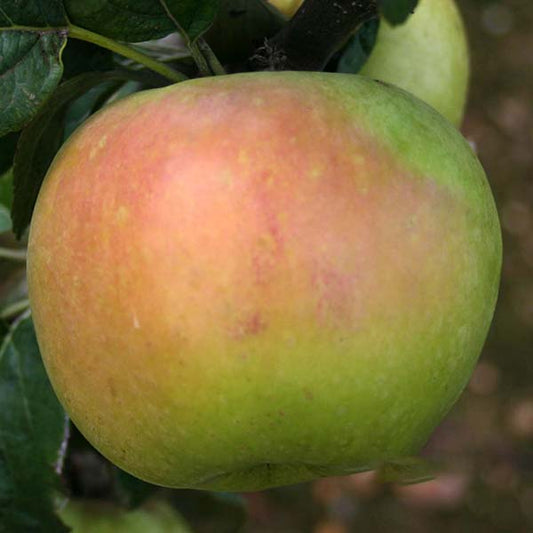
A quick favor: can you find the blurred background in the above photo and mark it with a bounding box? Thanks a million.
[1,0,532,531]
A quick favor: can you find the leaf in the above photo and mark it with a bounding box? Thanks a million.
[62,39,115,80]
[0,1,66,26]
[0,133,18,175]
[64,0,174,42]
[337,18,380,74]
[11,70,144,239]
[0,205,11,233]
[0,321,7,345]
[0,168,13,210]
[0,316,69,533]
[0,31,67,137]
[158,0,220,44]
[376,456,436,485]
[0,1,68,136]
[205,0,285,64]
[378,0,419,25]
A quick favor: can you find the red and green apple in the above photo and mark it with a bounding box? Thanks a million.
[28,72,501,492]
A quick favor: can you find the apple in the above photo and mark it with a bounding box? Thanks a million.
[268,0,469,126]
[58,499,191,532]
[27,72,501,492]
[268,0,301,19]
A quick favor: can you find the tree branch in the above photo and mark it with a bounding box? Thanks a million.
[251,0,378,71]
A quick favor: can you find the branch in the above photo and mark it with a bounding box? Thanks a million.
[0,247,27,263]
[252,0,378,71]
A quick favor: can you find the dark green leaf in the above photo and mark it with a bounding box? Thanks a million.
[0,316,69,533]
[337,18,380,74]
[0,169,13,210]
[0,0,66,26]
[0,1,68,135]
[65,0,219,43]
[65,0,175,42]
[0,133,18,175]
[205,0,284,65]
[62,39,115,79]
[0,321,7,344]
[378,0,419,25]
[11,70,143,238]
[0,205,11,233]
[159,0,220,43]
[12,107,65,240]
[63,81,124,139]
[0,30,67,136]
[376,456,435,485]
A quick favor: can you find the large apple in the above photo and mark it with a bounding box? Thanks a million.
[268,0,469,126]
[27,72,501,492]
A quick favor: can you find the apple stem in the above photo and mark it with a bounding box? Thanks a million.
[189,39,226,77]
[197,38,227,76]
[251,0,378,71]
[68,25,188,84]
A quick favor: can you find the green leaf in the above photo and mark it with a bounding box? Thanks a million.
[158,0,220,44]
[376,456,435,485]
[64,0,173,42]
[337,18,380,74]
[0,321,7,345]
[63,81,123,139]
[0,205,11,233]
[378,0,419,25]
[11,70,143,239]
[0,316,69,533]
[0,133,18,175]
[0,30,67,136]
[0,1,66,26]
[65,0,219,43]
[0,1,68,135]
[62,39,115,80]
[0,169,13,210]
[205,0,285,64]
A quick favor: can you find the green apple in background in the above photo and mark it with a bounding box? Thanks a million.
[268,0,469,126]
[58,499,191,532]
[28,72,501,492]
[267,0,300,18]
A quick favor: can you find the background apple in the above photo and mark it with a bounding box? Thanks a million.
[58,499,191,532]
[27,72,501,492]
[268,0,469,126]
[267,0,301,19]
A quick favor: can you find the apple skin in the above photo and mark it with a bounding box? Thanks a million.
[27,72,501,492]
[268,0,301,18]
[268,0,469,126]
[58,499,191,532]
